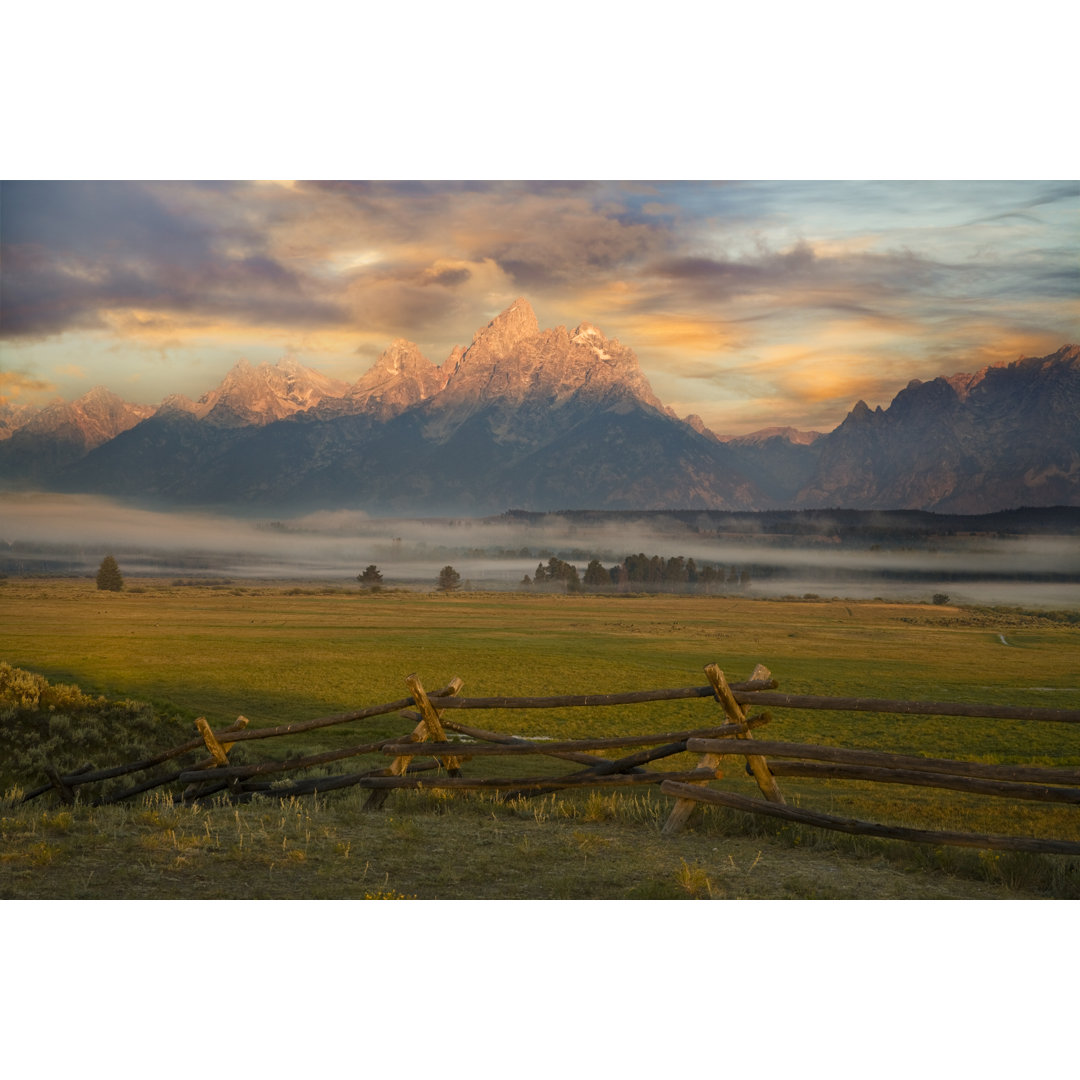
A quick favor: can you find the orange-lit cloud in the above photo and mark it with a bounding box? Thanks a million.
[0,370,56,405]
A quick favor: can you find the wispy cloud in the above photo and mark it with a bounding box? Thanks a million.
[0,370,56,405]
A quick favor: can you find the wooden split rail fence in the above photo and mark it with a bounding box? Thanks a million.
[22,663,1080,855]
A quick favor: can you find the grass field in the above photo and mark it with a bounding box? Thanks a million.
[2,576,1079,899]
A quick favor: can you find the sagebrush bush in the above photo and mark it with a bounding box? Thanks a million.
[0,663,190,794]
[0,662,101,712]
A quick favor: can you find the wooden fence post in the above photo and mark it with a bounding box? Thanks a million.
[663,663,784,835]
[184,715,250,798]
[364,676,464,811]
[43,763,76,806]
[705,664,785,805]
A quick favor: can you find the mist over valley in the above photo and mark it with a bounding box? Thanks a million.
[4,493,1078,609]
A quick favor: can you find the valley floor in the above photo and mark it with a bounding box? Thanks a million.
[2,579,1078,899]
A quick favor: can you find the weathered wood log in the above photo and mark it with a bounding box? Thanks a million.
[43,764,75,805]
[356,766,722,792]
[20,738,212,801]
[437,717,609,766]
[405,673,462,774]
[424,678,778,712]
[23,763,93,804]
[766,761,1080,803]
[195,760,442,801]
[664,664,784,836]
[101,718,257,804]
[178,779,232,802]
[185,715,251,798]
[730,691,1080,724]
[364,677,464,811]
[19,701,409,803]
[380,721,760,759]
[707,664,785,804]
[97,768,190,805]
[154,678,776,756]
[195,716,230,766]
[180,716,254,775]
[182,697,417,748]
[175,734,417,783]
[500,741,694,801]
[659,780,1080,855]
[685,739,1080,785]
[565,741,690,779]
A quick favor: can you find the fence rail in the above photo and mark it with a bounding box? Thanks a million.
[21,663,1080,856]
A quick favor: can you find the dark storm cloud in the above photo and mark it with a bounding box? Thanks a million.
[651,255,766,286]
[640,243,948,325]
[419,265,471,288]
[0,181,348,338]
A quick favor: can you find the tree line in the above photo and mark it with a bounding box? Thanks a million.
[523,554,752,593]
[91,552,748,595]
[352,554,753,594]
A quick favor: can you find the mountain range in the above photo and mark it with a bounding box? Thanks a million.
[1,298,1077,515]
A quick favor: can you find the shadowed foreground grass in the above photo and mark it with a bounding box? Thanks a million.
[3,784,1077,900]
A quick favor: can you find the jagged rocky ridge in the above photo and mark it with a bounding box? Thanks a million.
[1,300,1076,515]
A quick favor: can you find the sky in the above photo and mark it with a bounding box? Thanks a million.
[2,179,1077,435]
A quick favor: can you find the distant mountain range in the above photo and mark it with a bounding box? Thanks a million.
[1,298,1077,515]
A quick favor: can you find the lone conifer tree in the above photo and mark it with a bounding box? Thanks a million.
[437,565,462,592]
[96,555,124,591]
[357,564,384,588]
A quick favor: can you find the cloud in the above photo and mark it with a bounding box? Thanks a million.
[0,181,349,340]
[419,263,472,288]
[295,181,671,292]
[645,241,944,314]
[0,370,56,404]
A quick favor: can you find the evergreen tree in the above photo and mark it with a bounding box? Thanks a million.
[565,564,582,593]
[96,555,124,591]
[357,564,384,588]
[437,565,462,592]
[583,559,609,589]
[663,556,688,585]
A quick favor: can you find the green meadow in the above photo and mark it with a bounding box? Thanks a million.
[2,577,1079,899]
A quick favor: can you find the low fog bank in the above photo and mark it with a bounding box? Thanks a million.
[2,493,1078,608]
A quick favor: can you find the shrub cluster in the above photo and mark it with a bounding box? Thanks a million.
[0,663,188,797]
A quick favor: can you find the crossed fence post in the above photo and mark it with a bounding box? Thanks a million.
[662,663,784,835]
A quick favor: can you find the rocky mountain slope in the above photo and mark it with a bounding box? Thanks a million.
[1,300,1076,514]
[796,345,1079,513]
[0,386,154,484]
